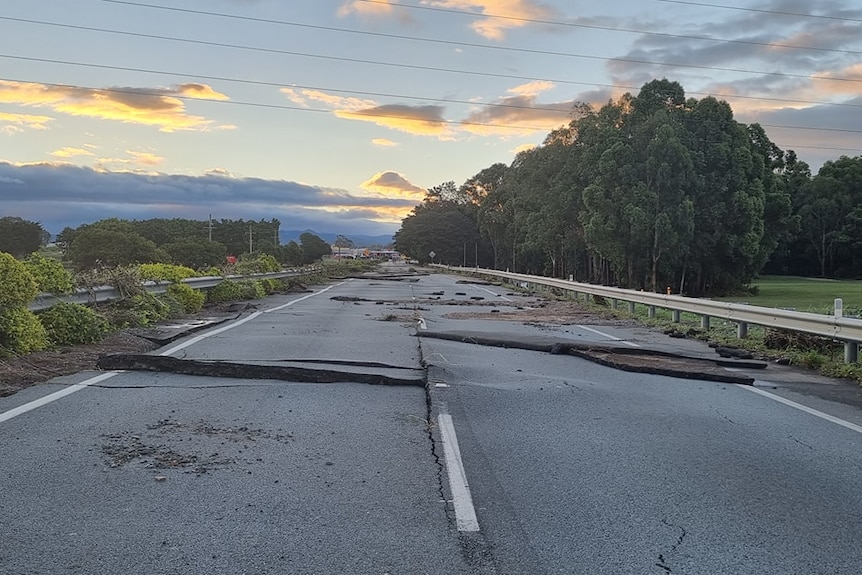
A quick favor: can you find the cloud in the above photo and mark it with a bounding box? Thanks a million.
[337,0,415,24]
[283,87,452,137]
[360,171,427,200]
[126,151,165,166]
[336,104,452,137]
[337,0,557,38]
[0,161,415,234]
[51,147,95,159]
[338,0,397,17]
[423,0,559,40]
[510,142,536,155]
[0,111,54,131]
[281,88,376,110]
[812,63,862,97]
[372,138,399,147]
[461,81,573,136]
[0,81,231,132]
[284,83,574,139]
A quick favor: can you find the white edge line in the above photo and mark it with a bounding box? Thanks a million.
[476,286,512,302]
[577,324,641,347]
[738,385,862,435]
[438,413,480,532]
[0,282,348,424]
[0,371,120,424]
[159,311,263,356]
[160,282,344,356]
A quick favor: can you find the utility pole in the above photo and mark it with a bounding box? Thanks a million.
[208,214,213,242]
[248,224,253,254]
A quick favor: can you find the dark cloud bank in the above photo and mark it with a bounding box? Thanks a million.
[0,162,409,237]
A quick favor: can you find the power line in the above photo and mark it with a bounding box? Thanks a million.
[0,54,572,117]
[654,0,862,24]
[349,0,862,56]
[90,1,862,85]
[3,52,862,137]
[2,70,861,155]
[2,16,861,111]
[0,75,562,133]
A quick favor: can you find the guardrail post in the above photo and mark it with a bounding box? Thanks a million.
[611,299,618,310]
[672,310,681,323]
[701,315,710,330]
[648,306,656,319]
[846,342,859,364]
[628,301,636,314]
[737,322,748,339]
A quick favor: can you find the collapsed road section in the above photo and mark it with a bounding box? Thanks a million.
[417,330,765,385]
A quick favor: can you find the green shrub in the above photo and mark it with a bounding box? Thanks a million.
[0,252,39,307]
[38,302,110,345]
[201,266,223,277]
[0,307,49,356]
[103,291,173,328]
[138,263,198,283]
[238,280,266,300]
[260,278,281,294]
[25,253,74,295]
[167,282,205,314]
[206,279,243,303]
[236,253,281,274]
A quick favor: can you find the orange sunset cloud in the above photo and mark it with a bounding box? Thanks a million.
[0,81,230,132]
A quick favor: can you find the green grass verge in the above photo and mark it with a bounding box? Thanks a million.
[714,275,862,316]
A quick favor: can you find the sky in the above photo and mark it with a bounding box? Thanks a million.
[0,0,860,240]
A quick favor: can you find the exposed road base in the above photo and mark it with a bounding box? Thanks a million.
[97,354,426,386]
[419,330,762,385]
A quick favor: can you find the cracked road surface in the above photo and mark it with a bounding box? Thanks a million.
[4,262,862,574]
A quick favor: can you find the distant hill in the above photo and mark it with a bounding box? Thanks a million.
[279,230,395,248]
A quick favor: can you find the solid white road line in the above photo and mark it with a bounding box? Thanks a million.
[576,324,641,347]
[438,413,480,532]
[0,371,120,424]
[475,286,512,302]
[739,385,862,435]
[0,282,348,424]
[160,282,344,356]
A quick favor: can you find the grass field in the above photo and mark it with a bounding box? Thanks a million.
[714,275,862,315]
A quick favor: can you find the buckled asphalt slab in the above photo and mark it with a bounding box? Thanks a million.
[417,329,763,385]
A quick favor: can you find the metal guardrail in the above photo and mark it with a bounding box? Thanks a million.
[440,266,862,363]
[27,268,314,312]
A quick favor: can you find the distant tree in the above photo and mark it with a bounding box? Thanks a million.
[280,241,303,266]
[162,238,227,269]
[394,196,480,265]
[0,217,47,258]
[334,235,354,256]
[68,220,168,270]
[299,232,332,263]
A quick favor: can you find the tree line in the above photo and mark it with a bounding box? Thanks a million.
[0,216,332,270]
[394,79,862,295]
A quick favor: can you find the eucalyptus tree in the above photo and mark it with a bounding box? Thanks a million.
[0,216,47,258]
[394,187,481,265]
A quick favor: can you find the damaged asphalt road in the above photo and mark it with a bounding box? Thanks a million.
[5,262,862,574]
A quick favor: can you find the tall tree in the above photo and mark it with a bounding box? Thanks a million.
[299,232,331,263]
[68,220,167,270]
[394,193,480,265]
[0,217,47,258]
[334,235,355,257]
